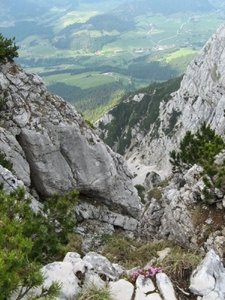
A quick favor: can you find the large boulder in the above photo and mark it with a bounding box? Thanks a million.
[0,62,141,228]
[190,249,225,299]
[41,262,81,300]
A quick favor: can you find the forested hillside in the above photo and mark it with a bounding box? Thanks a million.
[97,76,183,155]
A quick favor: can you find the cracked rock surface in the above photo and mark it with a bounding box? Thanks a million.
[0,62,141,230]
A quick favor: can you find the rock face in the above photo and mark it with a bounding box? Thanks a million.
[95,21,225,257]
[96,23,225,180]
[140,163,225,251]
[151,21,225,173]
[190,249,225,299]
[0,62,141,229]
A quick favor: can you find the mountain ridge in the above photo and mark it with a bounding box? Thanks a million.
[96,22,225,183]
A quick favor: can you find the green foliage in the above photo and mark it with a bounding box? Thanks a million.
[0,152,13,171]
[66,233,83,256]
[170,122,225,203]
[1,21,54,43]
[0,33,19,63]
[54,32,117,52]
[48,81,125,122]
[148,188,162,202]
[85,119,95,129]
[24,189,79,264]
[0,186,79,298]
[160,248,201,286]
[127,61,178,81]
[86,13,135,33]
[99,76,182,154]
[0,187,63,299]
[77,284,113,300]
[101,233,201,277]
[169,122,225,174]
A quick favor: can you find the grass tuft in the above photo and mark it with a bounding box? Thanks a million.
[77,284,113,300]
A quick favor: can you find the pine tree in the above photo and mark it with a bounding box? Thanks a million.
[169,122,225,203]
[169,122,225,174]
[0,185,79,298]
[0,33,19,63]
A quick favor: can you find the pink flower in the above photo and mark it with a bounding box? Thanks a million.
[148,266,162,276]
[144,271,150,277]
[129,266,162,283]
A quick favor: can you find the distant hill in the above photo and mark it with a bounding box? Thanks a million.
[0,0,224,121]
[113,0,214,18]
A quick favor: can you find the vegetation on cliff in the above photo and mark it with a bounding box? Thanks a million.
[0,33,18,63]
[170,122,225,202]
[98,76,183,155]
[0,185,78,299]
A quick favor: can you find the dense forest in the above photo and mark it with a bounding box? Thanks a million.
[98,76,183,155]
[54,33,117,52]
[47,61,179,120]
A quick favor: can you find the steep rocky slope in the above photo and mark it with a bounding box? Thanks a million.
[0,62,141,232]
[1,24,225,300]
[96,23,225,182]
[94,22,225,264]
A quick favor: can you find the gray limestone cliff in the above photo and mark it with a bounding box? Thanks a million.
[96,23,225,181]
[94,23,225,255]
[0,62,141,231]
[148,22,225,175]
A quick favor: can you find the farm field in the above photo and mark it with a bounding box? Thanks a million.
[1,0,225,121]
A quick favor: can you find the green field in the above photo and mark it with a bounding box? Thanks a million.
[162,48,198,62]
[43,72,118,89]
[5,1,224,121]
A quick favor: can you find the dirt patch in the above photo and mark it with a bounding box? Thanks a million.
[192,203,225,242]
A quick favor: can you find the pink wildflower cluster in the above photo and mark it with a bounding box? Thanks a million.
[129,266,162,283]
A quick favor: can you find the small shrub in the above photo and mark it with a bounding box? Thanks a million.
[102,234,174,269]
[0,187,62,299]
[158,178,170,188]
[148,187,162,202]
[160,248,201,285]
[0,151,13,171]
[66,233,83,255]
[169,122,225,174]
[169,122,225,203]
[88,137,95,145]
[28,189,79,264]
[0,33,19,63]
